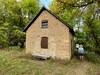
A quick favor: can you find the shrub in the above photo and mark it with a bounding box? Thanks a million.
[86,51,100,63]
[95,48,100,55]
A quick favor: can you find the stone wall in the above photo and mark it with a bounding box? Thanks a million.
[26,10,73,60]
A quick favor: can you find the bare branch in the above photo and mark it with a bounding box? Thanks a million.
[57,0,94,8]
[73,1,94,7]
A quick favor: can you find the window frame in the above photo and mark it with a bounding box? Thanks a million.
[41,20,48,28]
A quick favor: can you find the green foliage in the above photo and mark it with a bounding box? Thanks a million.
[0,22,9,48]
[0,0,40,48]
[75,31,85,44]
[50,0,78,27]
[86,51,100,63]
[0,30,8,48]
[50,0,100,54]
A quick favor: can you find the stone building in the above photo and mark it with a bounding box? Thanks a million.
[24,7,74,60]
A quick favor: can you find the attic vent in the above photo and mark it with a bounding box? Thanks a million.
[41,20,48,28]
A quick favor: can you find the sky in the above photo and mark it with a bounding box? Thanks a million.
[16,0,52,8]
[40,0,52,8]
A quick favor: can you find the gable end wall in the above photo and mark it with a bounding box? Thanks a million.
[26,10,73,60]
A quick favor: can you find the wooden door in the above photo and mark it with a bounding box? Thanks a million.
[41,37,48,49]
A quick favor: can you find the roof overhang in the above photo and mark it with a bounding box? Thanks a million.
[23,7,74,35]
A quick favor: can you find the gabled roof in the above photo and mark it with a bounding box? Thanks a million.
[23,7,74,35]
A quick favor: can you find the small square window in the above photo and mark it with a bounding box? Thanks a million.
[41,20,48,28]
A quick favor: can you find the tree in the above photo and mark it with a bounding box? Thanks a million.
[50,0,100,52]
[0,0,40,48]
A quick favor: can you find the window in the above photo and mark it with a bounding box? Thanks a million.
[41,37,48,49]
[41,20,48,28]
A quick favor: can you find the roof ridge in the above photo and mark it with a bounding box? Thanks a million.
[23,7,74,35]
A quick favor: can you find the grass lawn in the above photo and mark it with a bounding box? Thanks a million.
[0,48,100,75]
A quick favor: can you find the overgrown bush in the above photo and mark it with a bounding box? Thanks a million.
[0,30,8,48]
[95,48,100,55]
[86,51,100,63]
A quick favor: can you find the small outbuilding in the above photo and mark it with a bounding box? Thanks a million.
[24,7,74,60]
